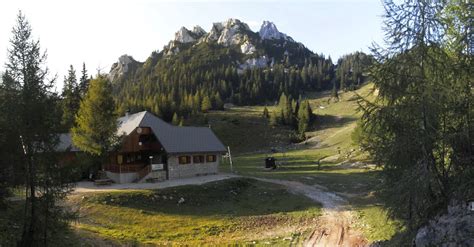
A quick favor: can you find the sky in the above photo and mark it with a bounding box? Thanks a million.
[0,0,385,91]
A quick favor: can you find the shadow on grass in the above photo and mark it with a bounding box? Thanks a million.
[82,178,321,217]
[0,200,83,246]
[316,115,358,130]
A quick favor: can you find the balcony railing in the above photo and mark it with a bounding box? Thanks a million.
[104,163,146,173]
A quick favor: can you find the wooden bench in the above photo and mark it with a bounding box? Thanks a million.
[94,179,113,186]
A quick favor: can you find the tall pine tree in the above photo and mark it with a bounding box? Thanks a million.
[1,12,74,246]
[61,65,81,130]
[79,62,89,97]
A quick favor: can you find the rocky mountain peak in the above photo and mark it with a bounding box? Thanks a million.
[108,55,140,82]
[259,20,291,41]
[192,25,206,36]
[201,18,252,46]
[174,26,205,43]
[222,18,250,30]
[163,19,298,58]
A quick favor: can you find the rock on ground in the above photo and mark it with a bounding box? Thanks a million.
[415,202,474,247]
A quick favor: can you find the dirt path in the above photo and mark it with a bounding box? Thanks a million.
[73,173,239,193]
[252,177,367,247]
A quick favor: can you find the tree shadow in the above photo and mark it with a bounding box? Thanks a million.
[82,178,319,217]
[315,114,358,130]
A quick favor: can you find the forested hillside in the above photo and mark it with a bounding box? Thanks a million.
[107,19,372,121]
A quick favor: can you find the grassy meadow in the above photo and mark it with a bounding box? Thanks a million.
[72,178,322,245]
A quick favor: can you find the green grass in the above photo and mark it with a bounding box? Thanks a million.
[212,83,403,243]
[353,205,404,242]
[73,178,322,245]
[205,106,294,154]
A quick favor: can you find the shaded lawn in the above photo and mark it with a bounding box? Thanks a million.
[0,200,82,246]
[74,178,322,245]
[80,178,318,217]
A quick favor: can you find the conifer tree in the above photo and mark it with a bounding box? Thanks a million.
[214,91,224,110]
[61,65,81,130]
[72,76,118,157]
[201,95,212,113]
[297,100,312,136]
[79,62,89,97]
[171,112,179,125]
[262,106,269,118]
[331,79,339,101]
[1,12,74,246]
[359,0,473,227]
[269,110,279,126]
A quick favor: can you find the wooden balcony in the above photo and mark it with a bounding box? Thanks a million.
[104,163,147,173]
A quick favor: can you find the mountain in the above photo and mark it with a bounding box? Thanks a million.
[259,20,293,41]
[109,19,311,81]
[107,19,363,121]
[108,55,142,82]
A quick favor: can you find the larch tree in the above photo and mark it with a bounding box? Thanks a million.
[171,112,180,125]
[269,110,279,126]
[201,95,212,113]
[297,100,312,137]
[72,76,118,158]
[358,0,473,228]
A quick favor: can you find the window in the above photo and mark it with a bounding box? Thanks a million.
[193,155,204,163]
[206,155,217,163]
[178,156,191,164]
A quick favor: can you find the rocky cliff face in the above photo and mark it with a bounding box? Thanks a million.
[200,18,251,45]
[259,20,291,41]
[174,26,207,43]
[108,55,141,82]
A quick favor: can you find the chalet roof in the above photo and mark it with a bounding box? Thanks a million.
[57,111,227,154]
[120,111,227,154]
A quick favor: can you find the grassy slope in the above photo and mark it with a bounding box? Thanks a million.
[210,83,403,242]
[206,106,294,154]
[72,178,321,245]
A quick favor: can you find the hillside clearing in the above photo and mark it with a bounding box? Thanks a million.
[215,83,403,243]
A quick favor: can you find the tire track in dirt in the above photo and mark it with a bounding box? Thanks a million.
[251,177,367,247]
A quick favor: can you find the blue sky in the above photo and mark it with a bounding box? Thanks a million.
[0,0,385,90]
